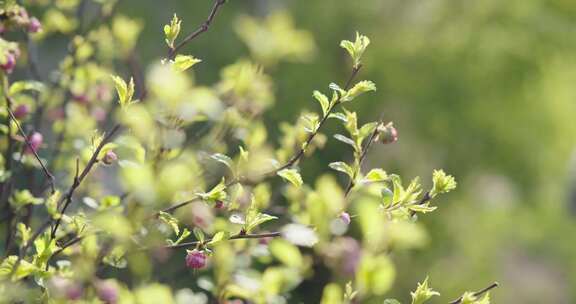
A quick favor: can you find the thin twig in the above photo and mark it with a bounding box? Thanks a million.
[50,124,121,239]
[157,65,363,215]
[448,282,499,304]
[164,232,281,249]
[167,0,227,59]
[4,93,56,194]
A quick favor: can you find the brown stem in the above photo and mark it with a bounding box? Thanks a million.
[50,124,121,239]
[4,91,56,194]
[167,0,227,59]
[448,282,499,304]
[164,232,281,249]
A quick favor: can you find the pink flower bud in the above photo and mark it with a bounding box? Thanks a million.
[25,132,43,154]
[1,53,16,74]
[214,200,224,209]
[339,212,351,225]
[13,104,30,119]
[72,93,89,105]
[378,122,398,144]
[96,280,118,304]
[48,276,83,300]
[185,249,207,269]
[28,17,42,33]
[102,151,118,165]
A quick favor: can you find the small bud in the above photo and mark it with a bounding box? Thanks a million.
[72,93,89,104]
[185,249,207,269]
[214,200,224,209]
[339,212,351,225]
[13,104,30,119]
[96,280,118,304]
[48,276,83,300]
[25,132,43,154]
[102,151,118,165]
[1,53,16,74]
[28,17,42,33]
[378,122,398,144]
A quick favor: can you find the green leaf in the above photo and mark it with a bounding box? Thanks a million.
[210,153,233,169]
[158,211,180,235]
[364,168,388,183]
[9,190,43,210]
[9,81,45,95]
[269,239,302,268]
[359,122,378,141]
[333,134,356,148]
[172,54,202,72]
[45,191,61,219]
[16,223,31,247]
[342,80,376,102]
[340,32,370,68]
[408,203,437,214]
[244,196,278,233]
[329,162,354,178]
[207,231,229,246]
[411,277,440,304]
[313,90,330,116]
[328,112,348,123]
[277,168,303,187]
[197,178,228,203]
[111,75,135,108]
[164,14,181,48]
[193,228,205,243]
[431,169,457,197]
[0,256,38,281]
[172,228,191,245]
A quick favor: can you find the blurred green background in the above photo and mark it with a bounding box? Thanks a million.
[97,0,576,302]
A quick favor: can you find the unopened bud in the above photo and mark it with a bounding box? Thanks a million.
[28,17,42,33]
[378,122,398,144]
[13,104,30,119]
[185,249,208,269]
[102,151,118,165]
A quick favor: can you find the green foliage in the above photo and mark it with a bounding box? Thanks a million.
[164,14,181,49]
[411,277,440,304]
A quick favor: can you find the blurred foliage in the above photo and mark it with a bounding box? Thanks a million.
[0,0,575,303]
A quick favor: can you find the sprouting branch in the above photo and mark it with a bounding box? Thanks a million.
[156,64,363,215]
[50,124,122,239]
[167,0,227,59]
[164,231,281,249]
[3,83,56,194]
[448,282,499,304]
[343,117,383,198]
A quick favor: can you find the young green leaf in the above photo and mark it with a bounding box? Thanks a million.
[172,54,202,72]
[9,81,45,95]
[340,32,370,68]
[111,75,135,108]
[342,80,376,102]
[329,161,354,178]
[164,14,181,48]
[158,211,180,235]
[364,168,388,183]
[313,90,330,116]
[431,169,457,197]
[277,168,303,187]
[411,277,440,304]
[334,134,356,148]
[210,153,233,170]
[207,231,229,246]
[193,228,205,243]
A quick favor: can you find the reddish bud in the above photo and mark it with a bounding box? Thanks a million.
[96,280,118,304]
[28,17,42,33]
[378,122,398,144]
[13,104,30,119]
[185,249,207,269]
[339,212,351,225]
[25,132,43,154]
[1,53,16,73]
[72,93,89,104]
[214,200,224,209]
[102,151,118,165]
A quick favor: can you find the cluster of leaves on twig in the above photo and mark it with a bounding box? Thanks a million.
[0,0,497,303]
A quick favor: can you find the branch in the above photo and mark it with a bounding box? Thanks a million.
[3,85,56,194]
[50,124,121,239]
[448,282,499,304]
[164,231,281,249]
[167,0,227,59]
[343,117,383,197]
[156,65,363,215]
